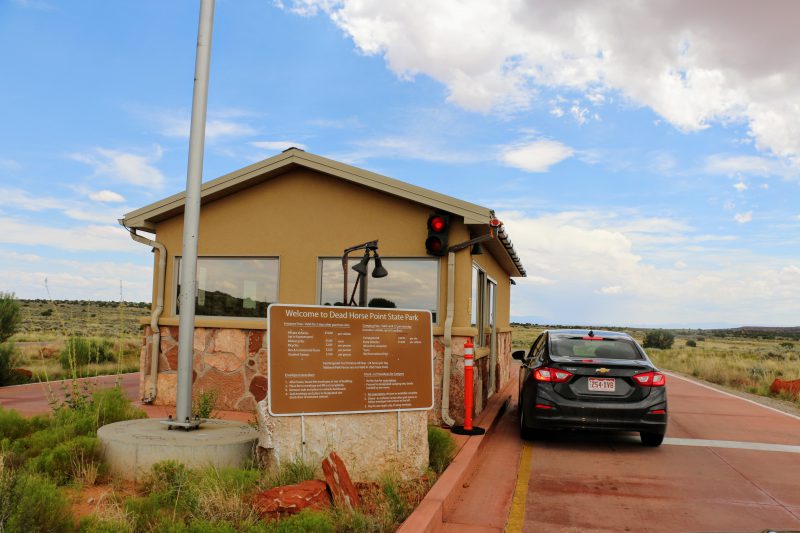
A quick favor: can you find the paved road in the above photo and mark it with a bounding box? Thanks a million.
[519,372,800,532]
[448,370,800,532]
[0,373,141,416]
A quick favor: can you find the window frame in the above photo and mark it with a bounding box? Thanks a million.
[173,255,280,319]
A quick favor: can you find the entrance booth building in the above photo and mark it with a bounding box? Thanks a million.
[120,149,526,466]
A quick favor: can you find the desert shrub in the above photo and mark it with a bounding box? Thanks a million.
[263,457,317,489]
[190,468,260,525]
[29,435,101,485]
[143,460,193,497]
[262,509,334,533]
[192,389,219,419]
[428,425,457,474]
[59,335,115,369]
[643,330,675,349]
[0,342,20,386]
[77,516,134,533]
[686,340,697,347]
[380,473,409,524]
[125,492,175,533]
[0,407,47,442]
[780,341,794,349]
[3,472,72,533]
[0,292,20,343]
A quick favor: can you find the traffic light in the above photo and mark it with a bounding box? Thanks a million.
[425,213,450,256]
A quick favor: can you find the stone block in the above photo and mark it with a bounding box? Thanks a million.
[205,352,243,372]
[214,329,246,358]
[248,330,265,355]
[194,367,245,410]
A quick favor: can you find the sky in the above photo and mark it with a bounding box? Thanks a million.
[1,0,798,328]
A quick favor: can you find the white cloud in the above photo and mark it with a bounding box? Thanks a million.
[71,146,166,188]
[733,181,747,192]
[734,211,753,223]
[570,105,589,125]
[89,190,125,203]
[498,209,800,325]
[288,1,800,163]
[0,216,134,252]
[500,140,574,173]
[250,141,309,152]
[599,285,622,294]
[0,187,126,224]
[142,108,258,141]
[705,154,792,178]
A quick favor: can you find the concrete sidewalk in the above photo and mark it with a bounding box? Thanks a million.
[398,380,519,533]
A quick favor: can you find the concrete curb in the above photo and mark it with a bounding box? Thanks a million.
[397,383,512,533]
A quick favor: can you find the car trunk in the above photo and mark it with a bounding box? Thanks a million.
[549,357,654,403]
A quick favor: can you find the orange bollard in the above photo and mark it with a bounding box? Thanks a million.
[451,337,486,436]
[463,338,475,430]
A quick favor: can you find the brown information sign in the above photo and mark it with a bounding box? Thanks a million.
[267,304,433,416]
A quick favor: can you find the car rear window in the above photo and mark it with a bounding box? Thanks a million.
[551,338,643,360]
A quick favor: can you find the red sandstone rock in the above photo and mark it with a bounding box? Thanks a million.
[252,479,331,518]
[11,368,33,379]
[248,330,265,355]
[322,451,360,509]
[193,368,245,410]
[770,378,800,396]
[249,375,268,402]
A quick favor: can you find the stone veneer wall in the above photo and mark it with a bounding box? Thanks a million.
[140,325,268,412]
[140,327,512,421]
[428,331,513,426]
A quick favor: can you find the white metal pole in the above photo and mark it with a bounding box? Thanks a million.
[175,0,215,426]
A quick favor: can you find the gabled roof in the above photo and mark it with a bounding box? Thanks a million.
[120,148,526,276]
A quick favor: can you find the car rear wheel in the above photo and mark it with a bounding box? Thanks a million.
[519,400,535,440]
[640,431,664,447]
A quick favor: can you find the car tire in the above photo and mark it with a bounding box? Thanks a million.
[640,431,664,447]
[519,400,535,440]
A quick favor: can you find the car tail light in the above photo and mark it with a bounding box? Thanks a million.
[648,409,666,415]
[535,404,553,409]
[534,367,573,383]
[632,371,666,387]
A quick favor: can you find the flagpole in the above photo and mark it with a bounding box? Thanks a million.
[173,0,215,428]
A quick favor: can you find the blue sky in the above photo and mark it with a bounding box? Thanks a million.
[1,0,798,327]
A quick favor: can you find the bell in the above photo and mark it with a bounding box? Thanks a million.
[352,252,370,276]
[371,254,388,278]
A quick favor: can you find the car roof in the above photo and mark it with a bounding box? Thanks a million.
[547,329,634,340]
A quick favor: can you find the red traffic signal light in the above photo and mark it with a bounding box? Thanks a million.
[426,213,450,256]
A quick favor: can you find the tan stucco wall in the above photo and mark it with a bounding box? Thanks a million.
[151,168,510,332]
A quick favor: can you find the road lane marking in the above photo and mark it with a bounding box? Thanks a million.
[664,437,800,454]
[665,371,800,422]
[506,440,533,533]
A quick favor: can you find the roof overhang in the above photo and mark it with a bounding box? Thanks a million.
[121,148,526,277]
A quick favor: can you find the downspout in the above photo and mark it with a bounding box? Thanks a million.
[440,251,456,426]
[120,222,166,403]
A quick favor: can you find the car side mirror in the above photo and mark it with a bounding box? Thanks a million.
[512,350,526,361]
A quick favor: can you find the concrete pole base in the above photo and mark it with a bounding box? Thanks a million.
[98,418,259,481]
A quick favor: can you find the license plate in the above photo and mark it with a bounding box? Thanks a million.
[588,377,615,392]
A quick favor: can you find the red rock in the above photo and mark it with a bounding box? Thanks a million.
[248,330,265,355]
[11,368,33,379]
[252,479,331,518]
[249,375,268,402]
[322,451,360,509]
[770,378,800,396]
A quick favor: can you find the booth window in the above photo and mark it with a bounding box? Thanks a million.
[471,264,497,347]
[176,257,279,318]
[318,257,439,322]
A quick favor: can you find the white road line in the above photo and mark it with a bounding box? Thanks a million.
[664,437,800,454]
[664,371,800,422]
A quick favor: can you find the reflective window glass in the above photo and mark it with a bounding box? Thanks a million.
[176,257,279,318]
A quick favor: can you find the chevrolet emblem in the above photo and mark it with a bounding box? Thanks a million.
[595,368,610,374]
